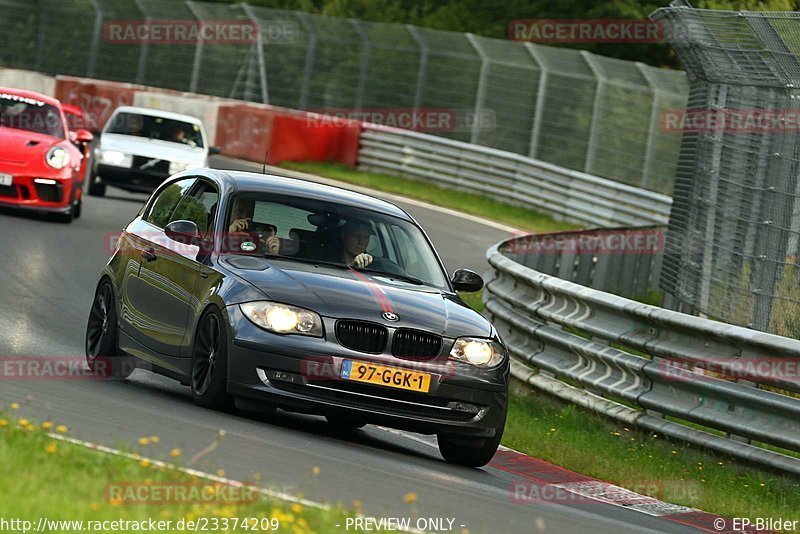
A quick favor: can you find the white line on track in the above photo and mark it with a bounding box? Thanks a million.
[46,432,426,534]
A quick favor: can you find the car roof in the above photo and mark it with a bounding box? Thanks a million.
[112,106,203,125]
[0,86,62,108]
[208,169,411,220]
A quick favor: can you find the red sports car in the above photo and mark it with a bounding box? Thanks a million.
[0,87,93,222]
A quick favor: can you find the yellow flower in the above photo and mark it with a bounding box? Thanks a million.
[44,442,57,454]
[671,450,678,454]
[41,421,53,431]
[290,503,303,514]
[55,425,68,434]
[138,437,150,446]
[353,499,362,509]
[311,466,320,475]
[89,503,100,512]
[216,469,226,477]
[404,492,418,504]
[18,418,29,428]
[170,448,182,458]
[10,402,19,410]
[0,419,8,427]
[140,459,151,468]
[149,435,160,443]
[160,509,172,518]
[109,497,123,507]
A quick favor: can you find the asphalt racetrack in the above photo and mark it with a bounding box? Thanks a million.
[0,158,698,533]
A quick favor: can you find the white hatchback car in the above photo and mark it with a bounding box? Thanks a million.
[88,106,219,196]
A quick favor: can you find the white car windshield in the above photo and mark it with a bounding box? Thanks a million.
[106,112,204,148]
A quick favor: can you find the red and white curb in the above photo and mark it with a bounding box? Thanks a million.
[490,446,768,534]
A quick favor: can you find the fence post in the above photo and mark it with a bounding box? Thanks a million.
[524,43,548,159]
[296,12,316,110]
[465,33,489,145]
[186,0,204,94]
[242,3,269,104]
[85,0,104,78]
[406,25,428,116]
[581,51,607,174]
[349,19,370,111]
[132,0,149,85]
[637,63,661,191]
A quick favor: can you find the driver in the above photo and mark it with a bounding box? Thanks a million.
[228,198,280,254]
[338,219,375,269]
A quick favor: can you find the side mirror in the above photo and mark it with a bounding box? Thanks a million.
[208,146,221,155]
[451,269,483,293]
[165,220,203,248]
[74,129,94,144]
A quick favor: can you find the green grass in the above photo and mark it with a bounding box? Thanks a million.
[503,384,800,524]
[0,415,394,534]
[281,162,579,234]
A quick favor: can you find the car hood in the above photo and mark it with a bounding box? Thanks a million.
[222,258,493,338]
[99,133,207,163]
[0,128,71,173]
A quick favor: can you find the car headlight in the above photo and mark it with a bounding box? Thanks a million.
[98,149,132,168]
[449,337,505,368]
[169,161,202,174]
[240,301,323,337]
[46,147,70,169]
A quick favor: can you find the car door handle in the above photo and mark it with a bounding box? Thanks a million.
[142,248,157,262]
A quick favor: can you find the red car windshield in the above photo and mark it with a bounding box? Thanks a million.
[0,93,65,139]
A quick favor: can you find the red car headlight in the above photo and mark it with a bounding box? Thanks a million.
[46,147,70,170]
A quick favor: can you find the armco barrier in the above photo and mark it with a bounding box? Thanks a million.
[485,232,800,475]
[358,126,672,227]
[0,68,55,97]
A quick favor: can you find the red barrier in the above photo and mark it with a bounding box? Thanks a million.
[215,104,360,167]
[215,104,276,162]
[54,76,141,132]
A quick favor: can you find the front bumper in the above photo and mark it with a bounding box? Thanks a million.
[94,163,170,193]
[0,171,74,212]
[225,305,509,437]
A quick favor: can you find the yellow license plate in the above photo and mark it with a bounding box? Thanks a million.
[340,360,431,393]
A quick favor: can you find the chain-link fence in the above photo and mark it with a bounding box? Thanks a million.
[0,0,688,195]
[654,2,800,336]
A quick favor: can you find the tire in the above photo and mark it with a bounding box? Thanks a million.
[438,415,506,468]
[190,308,233,410]
[85,279,135,379]
[88,174,106,197]
[325,414,367,429]
[73,198,82,219]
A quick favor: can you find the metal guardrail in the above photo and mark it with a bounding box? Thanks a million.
[357,126,673,227]
[484,232,800,475]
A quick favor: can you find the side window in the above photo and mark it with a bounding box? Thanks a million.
[145,178,196,229]
[390,225,426,279]
[170,182,219,232]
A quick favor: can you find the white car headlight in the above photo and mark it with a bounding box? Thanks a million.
[98,149,132,168]
[169,161,203,174]
[449,337,505,368]
[46,147,70,170]
[240,302,323,337]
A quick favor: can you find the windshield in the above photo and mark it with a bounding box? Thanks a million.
[221,193,449,290]
[0,93,65,138]
[105,112,204,148]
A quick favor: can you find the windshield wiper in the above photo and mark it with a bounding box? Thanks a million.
[262,253,347,270]
[359,268,428,286]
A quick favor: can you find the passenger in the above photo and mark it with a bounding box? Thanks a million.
[227,198,280,254]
